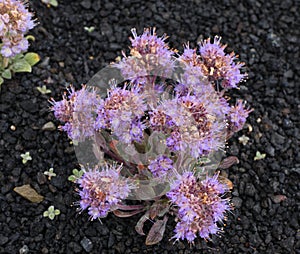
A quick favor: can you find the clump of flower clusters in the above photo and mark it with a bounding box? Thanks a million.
[52,28,252,245]
[0,0,39,86]
[0,0,35,57]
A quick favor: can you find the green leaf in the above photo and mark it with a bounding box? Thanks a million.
[68,175,76,182]
[0,76,4,86]
[12,59,32,73]
[50,0,58,7]
[2,69,12,79]
[54,209,60,215]
[48,213,55,220]
[24,53,40,66]
[72,169,79,175]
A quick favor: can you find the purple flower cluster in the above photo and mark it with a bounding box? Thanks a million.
[0,0,35,58]
[179,36,247,90]
[149,93,226,158]
[228,99,253,132]
[166,172,230,243]
[148,155,174,178]
[114,28,175,85]
[95,86,146,143]
[50,85,98,141]
[77,164,134,220]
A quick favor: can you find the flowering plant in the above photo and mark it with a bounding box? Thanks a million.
[51,28,252,245]
[0,0,39,87]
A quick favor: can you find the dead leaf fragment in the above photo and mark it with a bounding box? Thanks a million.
[145,216,168,245]
[14,184,44,203]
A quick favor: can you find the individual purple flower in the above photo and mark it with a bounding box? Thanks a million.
[227,99,253,132]
[77,164,135,220]
[114,28,175,85]
[50,85,98,141]
[148,155,174,178]
[198,36,247,89]
[0,0,36,58]
[166,172,230,243]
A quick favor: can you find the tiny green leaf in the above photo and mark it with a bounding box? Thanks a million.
[43,205,60,220]
[41,0,58,7]
[12,59,32,73]
[0,77,4,85]
[24,52,40,66]
[2,69,12,79]
[44,167,56,180]
[20,152,32,164]
[84,26,95,33]
[37,85,51,94]
[67,175,76,182]
[254,151,266,161]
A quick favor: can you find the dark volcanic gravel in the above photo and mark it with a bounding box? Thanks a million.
[0,0,299,253]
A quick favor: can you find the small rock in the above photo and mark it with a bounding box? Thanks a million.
[245,183,256,197]
[265,145,275,157]
[37,172,47,185]
[68,242,82,253]
[271,132,285,147]
[80,0,91,9]
[283,69,293,79]
[19,245,29,254]
[271,195,287,204]
[0,235,9,245]
[80,237,93,252]
[42,122,56,131]
[107,232,115,248]
[14,185,44,203]
[232,197,243,208]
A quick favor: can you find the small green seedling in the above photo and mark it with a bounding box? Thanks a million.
[20,152,32,164]
[254,151,266,161]
[44,167,56,180]
[43,206,60,220]
[41,0,58,7]
[84,26,95,33]
[238,135,250,146]
[37,85,51,94]
[68,168,84,182]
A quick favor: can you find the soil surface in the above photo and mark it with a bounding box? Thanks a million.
[0,0,299,253]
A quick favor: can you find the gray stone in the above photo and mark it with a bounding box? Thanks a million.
[42,121,56,131]
[80,237,93,252]
[19,245,29,254]
[232,197,243,208]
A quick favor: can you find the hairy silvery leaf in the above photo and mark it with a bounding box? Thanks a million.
[113,209,143,218]
[135,211,150,236]
[149,200,170,220]
[145,216,168,245]
[218,156,239,169]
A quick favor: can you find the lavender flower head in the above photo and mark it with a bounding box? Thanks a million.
[227,99,253,132]
[166,172,230,243]
[50,85,98,141]
[95,85,146,143]
[148,155,174,178]
[198,36,247,89]
[149,92,226,158]
[114,28,175,85]
[0,0,35,57]
[77,164,135,220]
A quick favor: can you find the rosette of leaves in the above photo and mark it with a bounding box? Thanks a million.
[0,50,40,87]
